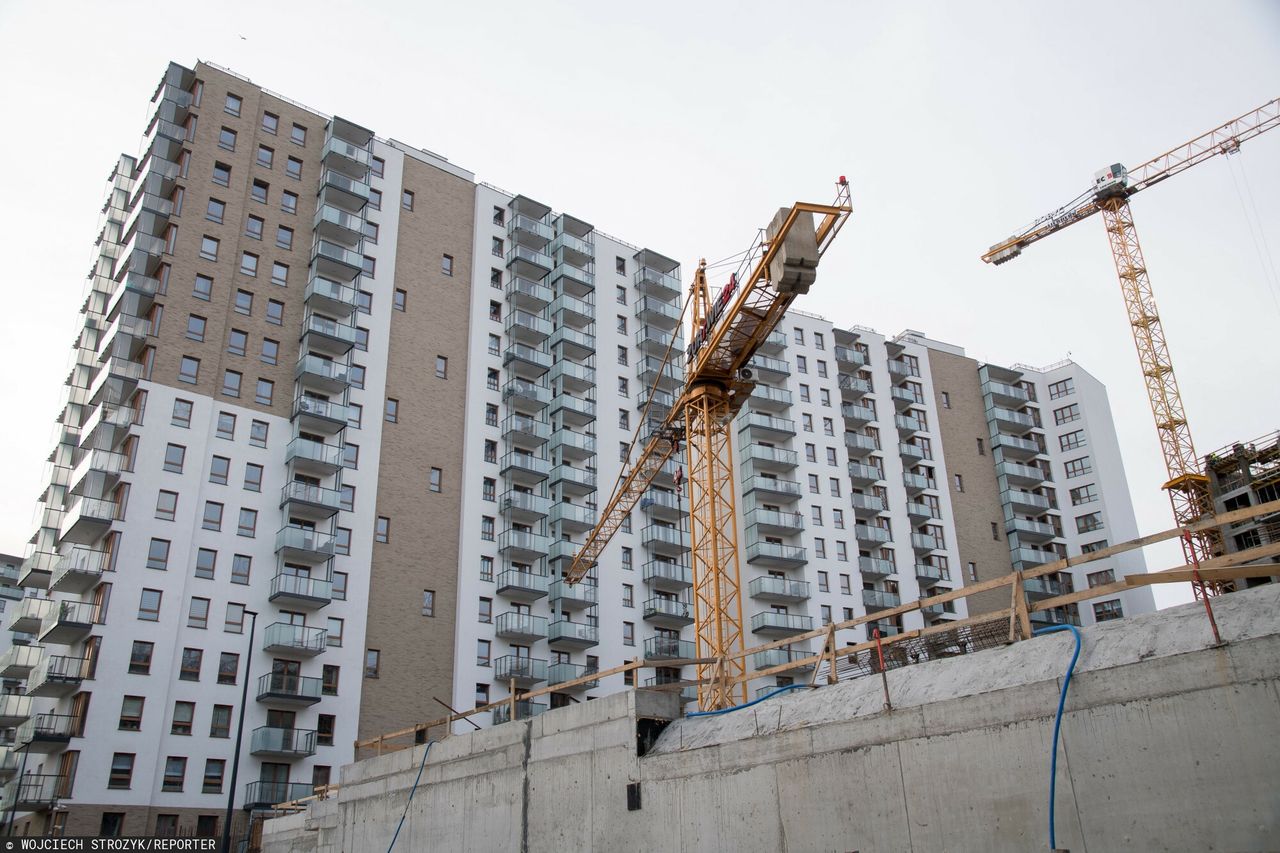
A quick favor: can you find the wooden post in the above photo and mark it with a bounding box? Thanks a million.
[1007,573,1023,643]
[508,679,517,722]
[1014,574,1033,641]
[824,624,839,685]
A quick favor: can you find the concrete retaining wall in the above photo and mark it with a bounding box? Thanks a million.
[263,584,1280,852]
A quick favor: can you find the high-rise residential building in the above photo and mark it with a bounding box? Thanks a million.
[4,59,1153,839]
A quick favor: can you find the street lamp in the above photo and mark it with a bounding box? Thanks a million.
[220,609,258,853]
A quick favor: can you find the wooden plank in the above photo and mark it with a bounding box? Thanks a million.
[1128,563,1280,586]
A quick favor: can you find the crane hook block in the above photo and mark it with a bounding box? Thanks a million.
[766,207,819,294]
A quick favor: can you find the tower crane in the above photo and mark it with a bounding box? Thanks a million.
[565,180,852,710]
[982,97,1280,598]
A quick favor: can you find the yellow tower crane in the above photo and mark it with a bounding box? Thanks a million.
[982,97,1280,598]
[564,180,852,710]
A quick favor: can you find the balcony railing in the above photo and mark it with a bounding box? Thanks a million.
[862,589,901,609]
[548,620,599,646]
[256,673,324,704]
[644,636,696,660]
[748,576,811,602]
[494,655,548,684]
[250,726,317,757]
[750,612,813,634]
[262,623,328,655]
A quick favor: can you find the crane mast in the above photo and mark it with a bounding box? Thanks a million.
[982,97,1280,597]
[566,181,852,709]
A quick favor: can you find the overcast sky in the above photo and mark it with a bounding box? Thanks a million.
[1,1,1277,609]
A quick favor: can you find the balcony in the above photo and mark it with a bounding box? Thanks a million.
[636,325,683,357]
[859,556,895,578]
[983,380,1031,407]
[0,774,61,811]
[834,345,866,368]
[911,532,943,553]
[738,412,796,442]
[286,436,343,476]
[69,448,128,500]
[26,655,89,697]
[748,354,791,381]
[508,213,554,248]
[744,508,804,536]
[838,374,871,400]
[1024,576,1069,599]
[500,451,551,486]
[845,432,878,457]
[903,472,934,494]
[891,386,923,410]
[503,379,552,412]
[847,462,882,486]
[507,245,554,279]
[551,464,597,497]
[989,406,1037,436]
[643,597,694,628]
[907,501,935,522]
[863,589,901,611]
[280,481,343,521]
[106,271,159,320]
[502,415,551,451]
[550,262,595,297]
[245,781,317,810]
[751,648,816,674]
[318,169,370,213]
[551,393,596,428]
[998,460,1049,487]
[38,601,99,645]
[501,491,551,524]
[498,530,552,562]
[262,623,328,657]
[9,597,53,634]
[96,311,149,362]
[15,712,75,754]
[58,496,116,545]
[551,502,597,534]
[313,204,363,246]
[642,524,689,557]
[745,540,807,569]
[899,442,928,464]
[54,512,108,562]
[295,354,351,394]
[548,661,599,690]
[293,395,349,435]
[0,644,43,678]
[750,612,813,636]
[115,229,165,280]
[549,577,598,609]
[1030,608,1080,627]
[270,571,334,609]
[915,562,948,587]
[494,655,548,688]
[1006,490,1053,514]
[842,403,876,426]
[993,433,1044,461]
[310,239,363,283]
[637,356,682,392]
[642,675,698,704]
[551,292,594,329]
[79,403,133,451]
[748,384,792,413]
[639,490,686,523]
[851,492,887,518]
[87,357,142,406]
[494,612,548,642]
[321,135,371,180]
[740,445,799,473]
[748,576,811,603]
[300,313,358,357]
[549,326,595,361]
[895,414,925,436]
[305,277,359,317]
[1008,517,1057,544]
[548,620,599,649]
[1011,547,1058,569]
[506,276,554,312]
[492,700,548,726]
[642,561,692,592]
[634,296,681,329]
[496,569,550,602]
[551,360,596,394]
[0,694,32,727]
[505,309,553,346]
[644,636,696,660]
[635,265,681,299]
[505,343,553,379]
[742,475,802,502]
[251,727,318,759]
[856,524,893,546]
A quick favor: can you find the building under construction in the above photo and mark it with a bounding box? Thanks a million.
[1206,430,1280,582]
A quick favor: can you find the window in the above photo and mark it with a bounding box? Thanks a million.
[436,356,449,379]
[833,508,844,529]
[375,516,390,543]
[829,478,842,497]
[335,528,352,557]
[475,683,490,708]
[385,398,399,423]
[184,313,206,342]
[369,187,382,209]
[206,198,225,223]
[231,554,252,584]
[216,653,239,686]
[163,757,186,792]
[251,179,269,203]
[343,443,360,469]
[479,556,494,581]
[236,508,257,538]
[163,443,186,474]
[227,329,247,356]
[285,157,302,179]
[479,597,492,623]
[796,355,807,373]
[799,384,810,403]
[355,327,369,350]
[146,538,170,571]
[260,338,280,367]
[616,285,627,305]
[194,548,216,579]
[282,190,298,214]
[1060,430,1087,451]
[954,473,965,493]
[486,369,499,391]
[275,226,293,250]
[323,665,340,695]
[369,156,386,179]
[202,501,223,531]
[255,378,274,406]
[207,705,232,739]
[340,485,355,511]
[221,370,242,398]
[171,701,194,736]
[1054,403,1081,425]
[814,538,826,558]
[266,299,284,325]
[291,123,307,144]
[1087,568,1116,587]
[129,641,154,674]
[826,447,838,466]
[194,274,213,300]
[442,254,454,276]
[481,478,495,501]
[394,289,407,311]
[224,92,242,116]
[108,753,135,789]
[213,412,235,441]
[350,364,366,389]
[821,605,832,626]
[422,590,435,617]
[430,467,443,492]
[1093,599,1123,622]
[365,649,381,678]
[363,220,379,244]
[262,112,279,134]
[1076,512,1104,534]
[817,571,829,592]
[820,389,831,406]
[209,455,231,485]
[623,622,635,646]
[155,490,179,521]
[179,648,201,681]
[178,355,200,385]
[188,597,210,629]
[327,617,344,646]
[202,759,225,794]
[1049,378,1074,399]
[1081,539,1109,554]
[1070,483,1098,506]
[793,327,804,344]
[618,377,629,397]
[481,516,494,541]
[476,640,491,667]
[402,190,415,210]
[119,696,144,731]
[245,216,264,240]
[1064,456,1093,478]
[212,163,230,187]
[315,714,337,748]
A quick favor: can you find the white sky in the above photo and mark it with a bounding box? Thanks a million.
[1,1,1277,610]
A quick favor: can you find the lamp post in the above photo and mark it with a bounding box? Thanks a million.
[220,609,258,853]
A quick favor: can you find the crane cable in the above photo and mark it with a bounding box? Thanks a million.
[1224,153,1280,319]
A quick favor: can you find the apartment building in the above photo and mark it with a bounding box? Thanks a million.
[1206,430,1280,585]
[4,58,1155,838]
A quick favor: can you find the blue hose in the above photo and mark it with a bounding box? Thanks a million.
[387,739,435,852]
[1035,624,1082,851]
[685,683,808,718]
